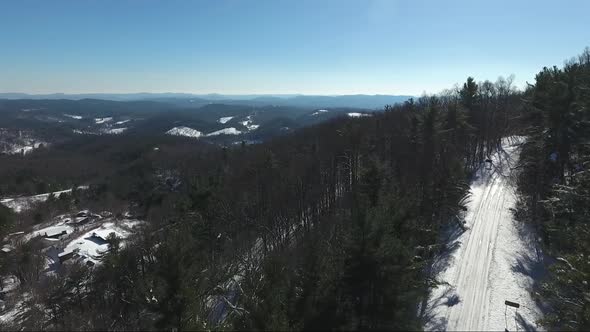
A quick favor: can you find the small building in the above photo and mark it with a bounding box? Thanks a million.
[58,248,80,263]
[44,229,67,239]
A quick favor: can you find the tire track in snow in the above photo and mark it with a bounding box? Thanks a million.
[424,138,543,331]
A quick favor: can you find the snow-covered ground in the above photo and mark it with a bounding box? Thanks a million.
[0,186,89,213]
[63,114,83,120]
[102,127,127,135]
[218,116,234,124]
[0,212,144,326]
[0,128,47,155]
[0,294,29,325]
[424,137,543,331]
[62,219,141,264]
[2,141,46,155]
[206,127,242,136]
[347,112,371,118]
[31,224,74,238]
[166,126,202,138]
[311,109,329,116]
[72,129,99,135]
[240,116,259,131]
[94,117,113,124]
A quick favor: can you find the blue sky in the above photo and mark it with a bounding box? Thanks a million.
[0,0,588,95]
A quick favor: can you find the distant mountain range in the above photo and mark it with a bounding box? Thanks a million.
[0,93,413,109]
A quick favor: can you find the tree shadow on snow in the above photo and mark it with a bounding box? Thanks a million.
[515,311,539,332]
[420,284,460,331]
[430,240,462,277]
[512,251,545,281]
[511,245,553,322]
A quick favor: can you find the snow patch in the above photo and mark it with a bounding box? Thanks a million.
[218,116,234,124]
[0,186,89,213]
[312,109,329,116]
[347,112,371,118]
[240,115,259,131]
[206,127,242,136]
[31,225,74,238]
[3,142,46,155]
[63,114,83,120]
[94,117,113,124]
[62,220,141,264]
[166,126,202,138]
[102,127,127,135]
[73,129,99,135]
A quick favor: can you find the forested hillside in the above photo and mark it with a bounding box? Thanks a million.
[516,48,590,330]
[1,49,589,331]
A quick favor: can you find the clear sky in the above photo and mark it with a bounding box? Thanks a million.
[1,0,588,95]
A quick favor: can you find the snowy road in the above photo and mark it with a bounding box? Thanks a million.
[425,137,543,331]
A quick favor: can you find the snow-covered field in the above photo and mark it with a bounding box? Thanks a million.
[218,116,234,124]
[94,117,113,124]
[102,127,127,135]
[2,141,46,155]
[206,127,242,136]
[63,114,83,120]
[62,219,142,264]
[347,112,371,118]
[240,116,259,131]
[311,109,329,116]
[166,126,202,138]
[424,137,543,331]
[0,128,47,155]
[0,211,144,326]
[0,186,89,213]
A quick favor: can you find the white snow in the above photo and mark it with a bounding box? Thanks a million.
[94,117,113,124]
[347,112,371,118]
[424,137,543,331]
[3,141,47,155]
[102,127,127,135]
[0,295,28,324]
[166,126,202,138]
[206,127,242,136]
[240,116,259,131]
[63,114,83,120]
[312,109,329,116]
[72,129,98,135]
[0,276,19,294]
[31,225,74,238]
[0,186,89,213]
[62,220,139,264]
[115,119,130,125]
[218,116,234,124]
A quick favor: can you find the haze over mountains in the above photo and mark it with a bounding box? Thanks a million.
[0,93,412,109]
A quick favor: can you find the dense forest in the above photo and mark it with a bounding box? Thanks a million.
[516,49,590,330]
[0,48,589,331]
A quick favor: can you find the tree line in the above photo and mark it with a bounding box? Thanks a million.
[516,48,590,330]
[4,49,589,331]
[0,70,526,331]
